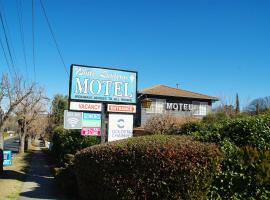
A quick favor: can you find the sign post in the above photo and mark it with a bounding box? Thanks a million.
[100,104,106,144]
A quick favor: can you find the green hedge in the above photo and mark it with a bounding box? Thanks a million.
[179,113,270,199]
[74,135,221,200]
[180,114,270,149]
[51,125,100,164]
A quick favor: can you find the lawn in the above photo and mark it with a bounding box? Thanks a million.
[0,151,33,200]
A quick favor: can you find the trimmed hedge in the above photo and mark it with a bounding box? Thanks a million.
[180,114,270,149]
[51,125,100,164]
[74,135,221,200]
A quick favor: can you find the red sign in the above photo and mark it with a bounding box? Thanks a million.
[69,101,102,112]
[81,127,101,136]
[107,104,136,113]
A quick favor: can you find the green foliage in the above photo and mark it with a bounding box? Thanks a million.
[51,125,100,164]
[202,112,229,124]
[50,94,68,126]
[181,113,270,149]
[54,154,77,195]
[74,135,221,200]
[209,141,270,199]
[180,112,270,199]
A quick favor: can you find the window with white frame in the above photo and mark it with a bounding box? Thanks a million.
[145,99,165,114]
[192,101,208,116]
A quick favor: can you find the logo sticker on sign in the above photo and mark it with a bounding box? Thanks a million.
[108,114,133,142]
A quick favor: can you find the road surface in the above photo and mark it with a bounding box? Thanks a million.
[4,136,20,153]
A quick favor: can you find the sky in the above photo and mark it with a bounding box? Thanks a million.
[0,0,269,108]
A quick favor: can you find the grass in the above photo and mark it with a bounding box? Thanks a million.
[0,151,33,200]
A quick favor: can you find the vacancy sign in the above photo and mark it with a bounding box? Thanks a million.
[108,104,136,113]
[69,101,102,112]
[81,127,101,136]
[108,114,133,142]
[64,110,82,129]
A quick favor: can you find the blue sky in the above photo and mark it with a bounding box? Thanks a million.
[0,0,269,107]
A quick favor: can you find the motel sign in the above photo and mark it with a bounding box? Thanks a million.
[69,65,137,104]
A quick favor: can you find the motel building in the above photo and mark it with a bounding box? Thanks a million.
[136,85,218,126]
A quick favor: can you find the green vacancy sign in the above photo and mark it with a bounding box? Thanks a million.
[69,65,137,104]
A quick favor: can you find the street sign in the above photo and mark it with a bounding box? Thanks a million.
[81,127,101,136]
[82,113,101,127]
[107,104,136,113]
[3,150,12,166]
[69,101,102,112]
[108,114,133,142]
[69,65,137,104]
[64,110,82,129]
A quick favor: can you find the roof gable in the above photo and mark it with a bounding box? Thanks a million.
[139,85,218,101]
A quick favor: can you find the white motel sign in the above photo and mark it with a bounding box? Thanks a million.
[69,101,102,112]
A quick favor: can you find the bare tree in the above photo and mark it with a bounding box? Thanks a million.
[245,96,270,114]
[29,113,49,140]
[15,87,48,153]
[0,74,34,149]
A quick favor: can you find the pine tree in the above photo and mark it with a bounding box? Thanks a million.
[235,93,240,114]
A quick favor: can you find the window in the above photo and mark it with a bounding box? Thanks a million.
[192,101,208,116]
[145,99,165,114]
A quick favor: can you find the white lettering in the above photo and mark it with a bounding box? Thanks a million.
[90,80,102,95]
[173,103,178,110]
[103,80,112,96]
[75,78,88,94]
[114,82,122,97]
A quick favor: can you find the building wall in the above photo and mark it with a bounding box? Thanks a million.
[138,95,213,126]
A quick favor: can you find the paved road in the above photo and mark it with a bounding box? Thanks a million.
[4,136,20,153]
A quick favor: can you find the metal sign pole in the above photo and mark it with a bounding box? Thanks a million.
[101,103,106,144]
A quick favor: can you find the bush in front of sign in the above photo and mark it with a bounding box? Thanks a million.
[51,125,100,164]
[74,135,221,200]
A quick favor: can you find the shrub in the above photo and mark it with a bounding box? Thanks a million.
[209,140,270,199]
[144,114,199,135]
[54,154,77,195]
[182,114,270,149]
[74,135,221,200]
[202,112,229,123]
[51,125,100,164]
[220,115,270,149]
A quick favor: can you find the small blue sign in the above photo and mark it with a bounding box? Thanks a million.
[69,65,137,104]
[3,150,12,166]
[83,113,101,120]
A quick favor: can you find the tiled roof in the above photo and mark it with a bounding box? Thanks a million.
[139,85,218,101]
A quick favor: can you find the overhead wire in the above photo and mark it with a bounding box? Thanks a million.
[0,36,12,75]
[39,0,69,77]
[0,4,17,77]
[32,0,36,80]
[16,0,28,79]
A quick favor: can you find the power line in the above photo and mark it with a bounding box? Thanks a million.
[39,0,69,77]
[0,5,17,76]
[32,0,36,80]
[16,0,28,79]
[0,36,12,75]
